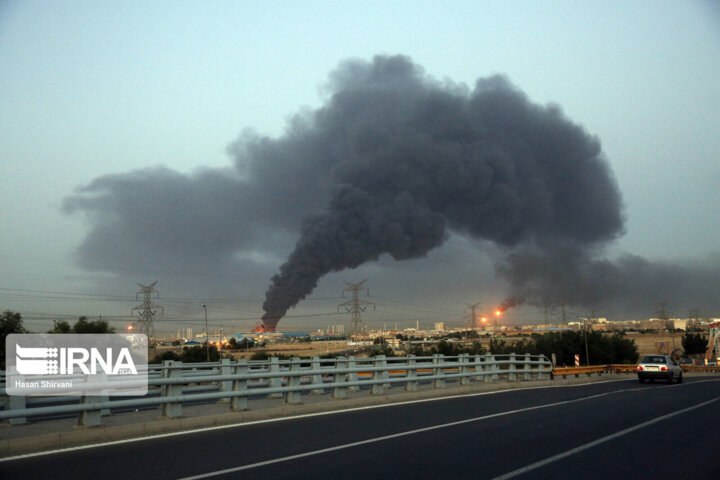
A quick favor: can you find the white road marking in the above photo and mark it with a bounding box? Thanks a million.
[176,389,641,480]
[490,396,720,480]
[2,378,716,465]
[0,378,634,462]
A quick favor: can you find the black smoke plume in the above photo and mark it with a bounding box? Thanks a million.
[259,55,623,329]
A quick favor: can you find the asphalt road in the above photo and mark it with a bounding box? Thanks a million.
[2,377,719,480]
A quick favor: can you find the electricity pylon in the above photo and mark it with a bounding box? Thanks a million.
[338,280,375,339]
[131,281,163,340]
[464,302,485,328]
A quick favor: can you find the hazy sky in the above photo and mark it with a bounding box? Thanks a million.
[2,1,719,335]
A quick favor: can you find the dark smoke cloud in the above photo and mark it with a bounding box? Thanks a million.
[64,55,718,325]
[497,250,720,317]
[258,55,624,328]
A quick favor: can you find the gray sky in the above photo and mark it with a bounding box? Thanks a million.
[2,1,719,335]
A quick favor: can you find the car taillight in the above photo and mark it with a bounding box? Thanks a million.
[637,366,643,371]
[661,366,668,371]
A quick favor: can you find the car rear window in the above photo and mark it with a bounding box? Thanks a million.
[641,356,667,364]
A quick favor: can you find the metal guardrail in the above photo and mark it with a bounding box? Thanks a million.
[553,364,642,376]
[552,363,720,377]
[552,366,607,376]
[1,353,552,427]
[680,365,720,372]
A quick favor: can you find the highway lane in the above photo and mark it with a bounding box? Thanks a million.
[1,377,719,479]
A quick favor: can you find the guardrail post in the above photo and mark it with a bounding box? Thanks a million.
[219,358,232,403]
[509,353,517,381]
[487,355,498,382]
[371,355,385,395]
[77,395,103,427]
[482,355,490,382]
[473,355,482,382]
[4,395,27,425]
[160,360,183,418]
[93,372,111,417]
[347,356,360,391]
[543,356,552,379]
[433,354,445,389]
[310,356,324,394]
[459,353,471,386]
[383,357,392,389]
[524,353,532,381]
[332,357,347,399]
[405,355,418,392]
[268,357,283,398]
[285,358,302,405]
[230,359,249,411]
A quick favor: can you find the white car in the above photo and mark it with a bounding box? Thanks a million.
[637,355,682,383]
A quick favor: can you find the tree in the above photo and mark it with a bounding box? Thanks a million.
[435,339,457,356]
[1,310,28,369]
[227,337,254,350]
[407,344,428,356]
[488,337,536,355]
[368,344,395,357]
[531,331,637,365]
[48,320,71,333]
[150,350,181,364]
[181,345,219,362]
[682,333,708,355]
[47,316,115,334]
[72,316,115,333]
[607,334,639,364]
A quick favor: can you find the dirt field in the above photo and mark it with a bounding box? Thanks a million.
[224,340,356,360]
[153,332,689,362]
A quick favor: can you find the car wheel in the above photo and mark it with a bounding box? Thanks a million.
[668,373,673,383]
[649,378,654,383]
[677,373,683,384]
[638,377,645,384]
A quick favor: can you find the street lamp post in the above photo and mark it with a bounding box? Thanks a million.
[202,304,209,362]
[583,317,590,366]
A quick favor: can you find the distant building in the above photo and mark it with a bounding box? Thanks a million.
[668,318,688,330]
[326,324,345,335]
[177,328,193,341]
[434,322,446,332]
[641,319,665,330]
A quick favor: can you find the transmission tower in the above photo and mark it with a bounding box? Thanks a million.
[463,302,484,328]
[338,280,375,339]
[131,281,164,340]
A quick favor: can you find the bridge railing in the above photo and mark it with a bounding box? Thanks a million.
[551,363,720,377]
[0,353,552,427]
